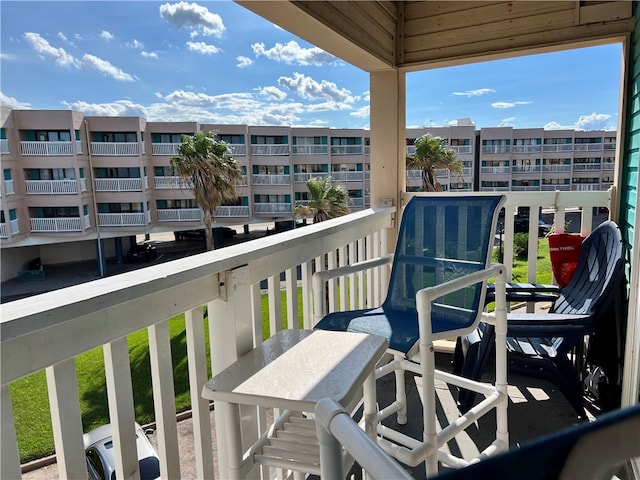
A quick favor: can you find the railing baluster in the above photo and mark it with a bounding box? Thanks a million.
[1,385,21,480]
[285,267,298,329]
[338,245,347,311]
[348,241,357,310]
[46,359,86,479]
[357,238,365,309]
[148,320,181,479]
[103,338,139,480]
[327,250,337,313]
[185,307,216,479]
[301,261,313,329]
[268,275,282,334]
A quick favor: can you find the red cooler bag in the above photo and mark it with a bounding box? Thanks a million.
[548,233,584,287]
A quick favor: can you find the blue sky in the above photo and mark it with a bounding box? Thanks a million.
[0,1,622,131]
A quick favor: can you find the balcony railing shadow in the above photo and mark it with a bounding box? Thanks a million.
[2,190,612,480]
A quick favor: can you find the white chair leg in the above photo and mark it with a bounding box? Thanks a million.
[422,339,438,476]
[394,353,408,425]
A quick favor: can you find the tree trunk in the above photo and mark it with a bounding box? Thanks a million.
[204,211,214,251]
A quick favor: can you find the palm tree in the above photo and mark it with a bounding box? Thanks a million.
[171,131,243,251]
[295,176,350,223]
[407,133,463,192]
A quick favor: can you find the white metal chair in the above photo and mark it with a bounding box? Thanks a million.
[314,194,509,475]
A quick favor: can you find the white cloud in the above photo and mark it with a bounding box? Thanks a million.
[0,91,32,109]
[545,113,615,131]
[141,51,159,59]
[350,106,369,118]
[277,72,354,104]
[74,34,83,41]
[159,2,225,37]
[498,117,516,127]
[186,41,220,55]
[252,41,336,66]
[452,88,495,97]
[100,30,114,41]
[258,86,287,101]
[491,101,532,109]
[63,99,148,117]
[57,32,74,46]
[0,53,15,61]
[236,56,253,68]
[127,39,144,49]
[82,54,135,82]
[24,32,81,68]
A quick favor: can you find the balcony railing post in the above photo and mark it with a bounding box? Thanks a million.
[208,266,259,477]
[103,337,139,480]
[148,319,181,479]
[46,359,86,479]
[185,307,216,479]
[1,385,20,480]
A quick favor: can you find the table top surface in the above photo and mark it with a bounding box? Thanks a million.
[202,329,388,411]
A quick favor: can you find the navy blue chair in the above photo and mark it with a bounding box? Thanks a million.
[456,220,627,418]
[313,194,509,475]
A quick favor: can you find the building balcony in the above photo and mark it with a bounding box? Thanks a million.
[330,145,363,155]
[481,145,510,154]
[294,172,329,183]
[574,144,603,152]
[1,139,9,154]
[91,142,140,156]
[481,167,510,175]
[572,164,602,172]
[449,145,472,154]
[2,190,621,480]
[98,212,146,227]
[154,176,183,189]
[543,144,573,153]
[512,145,542,154]
[254,202,292,215]
[157,209,201,222]
[94,178,146,192]
[25,180,79,195]
[226,143,247,156]
[572,184,602,191]
[20,141,74,156]
[151,143,181,156]
[512,166,541,174]
[511,185,542,192]
[216,205,250,217]
[29,217,83,232]
[541,184,571,191]
[4,179,15,195]
[330,171,364,182]
[0,223,6,238]
[542,165,572,173]
[252,174,291,185]
[293,145,329,155]
[250,144,289,156]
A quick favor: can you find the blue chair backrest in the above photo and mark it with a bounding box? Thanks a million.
[552,220,625,316]
[383,195,504,334]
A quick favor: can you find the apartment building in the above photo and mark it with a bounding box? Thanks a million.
[0,107,616,281]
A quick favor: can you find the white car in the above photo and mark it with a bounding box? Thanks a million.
[83,423,160,480]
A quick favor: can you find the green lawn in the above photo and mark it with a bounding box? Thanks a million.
[10,239,550,463]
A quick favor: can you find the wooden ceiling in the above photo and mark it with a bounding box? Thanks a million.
[237,1,634,72]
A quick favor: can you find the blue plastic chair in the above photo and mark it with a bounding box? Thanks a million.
[313,194,509,475]
[456,220,627,418]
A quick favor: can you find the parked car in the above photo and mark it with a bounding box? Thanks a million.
[174,227,237,241]
[84,423,160,480]
[497,218,552,237]
[126,244,157,262]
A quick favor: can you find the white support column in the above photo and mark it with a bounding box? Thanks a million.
[285,267,299,329]
[46,359,87,480]
[209,266,258,478]
[104,337,139,480]
[370,69,406,249]
[148,319,181,479]
[1,385,21,480]
[185,307,215,480]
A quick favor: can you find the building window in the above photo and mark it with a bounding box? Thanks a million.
[94,132,138,143]
[25,168,76,180]
[219,134,245,144]
[575,137,602,144]
[154,166,179,176]
[251,135,288,144]
[25,130,72,142]
[97,203,143,213]
[94,167,141,178]
[156,199,198,209]
[151,133,188,143]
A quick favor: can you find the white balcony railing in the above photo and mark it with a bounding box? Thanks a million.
[330,171,364,182]
[252,174,291,185]
[83,214,90,229]
[481,167,511,174]
[10,219,19,235]
[157,209,202,222]
[330,145,363,155]
[91,142,140,156]
[0,223,6,238]
[512,166,541,174]
[154,176,183,189]
[98,212,146,226]
[4,179,14,195]
[574,144,603,152]
[572,184,601,191]
[543,144,573,153]
[226,144,247,156]
[80,178,87,192]
[30,217,82,232]
[250,144,289,156]
[151,143,182,156]
[1,190,614,480]
[512,145,542,154]
[572,164,602,172]
[94,178,143,192]
[215,206,250,217]
[25,180,78,195]
[542,165,572,173]
[482,145,510,154]
[449,145,472,154]
[541,184,571,191]
[254,202,292,214]
[1,139,9,154]
[20,141,74,156]
[294,172,329,183]
[76,140,83,155]
[292,145,329,155]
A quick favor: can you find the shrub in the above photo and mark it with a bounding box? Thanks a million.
[513,233,529,259]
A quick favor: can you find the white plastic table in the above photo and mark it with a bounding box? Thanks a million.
[202,329,388,479]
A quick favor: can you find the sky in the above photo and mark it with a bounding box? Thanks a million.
[0,1,623,131]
